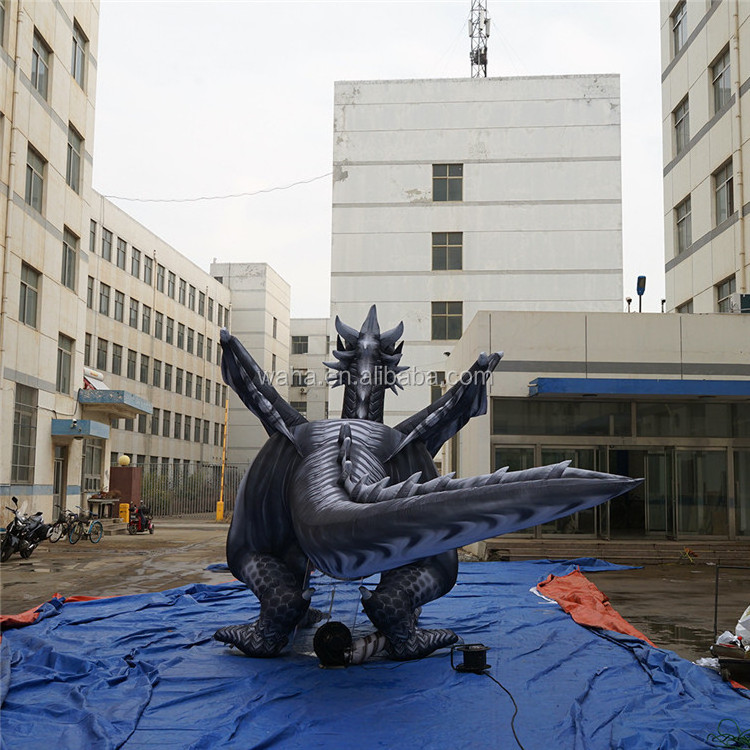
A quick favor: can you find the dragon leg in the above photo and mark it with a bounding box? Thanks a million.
[360,551,459,660]
[214,552,312,657]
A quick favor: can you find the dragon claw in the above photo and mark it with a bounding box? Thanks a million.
[214,623,289,658]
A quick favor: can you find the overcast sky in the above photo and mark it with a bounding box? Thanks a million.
[93,0,664,317]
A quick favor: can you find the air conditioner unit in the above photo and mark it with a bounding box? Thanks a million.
[729,292,750,313]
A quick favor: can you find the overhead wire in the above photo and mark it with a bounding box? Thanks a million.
[102,171,332,203]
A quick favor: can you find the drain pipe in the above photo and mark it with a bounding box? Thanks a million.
[1,1,25,398]
[732,0,747,292]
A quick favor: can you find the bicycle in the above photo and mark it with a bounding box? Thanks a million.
[49,510,78,543]
[68,508,103,545]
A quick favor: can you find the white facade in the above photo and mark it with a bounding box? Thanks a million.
[331,76,624,424]
[289,317,329,422]
[661,0,750,312]
[210,262,291,464]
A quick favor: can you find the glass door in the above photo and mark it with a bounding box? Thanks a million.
[645,448,676,538]
[735,451,750,537]
[676,449,728,535]
[541,448,597,535]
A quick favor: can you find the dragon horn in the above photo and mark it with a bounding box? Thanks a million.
[360,305,380,336]
[335,316,360,346]
[380,321,404,349]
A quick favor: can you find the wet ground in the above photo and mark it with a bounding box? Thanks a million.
[1,520,748,681]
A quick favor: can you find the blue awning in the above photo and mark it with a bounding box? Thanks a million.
[77,388,152,417]
[51,419,110,441]
[529,377,750,398]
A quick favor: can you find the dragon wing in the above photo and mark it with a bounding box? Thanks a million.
[220,329,307,447]
[391,351,503,458]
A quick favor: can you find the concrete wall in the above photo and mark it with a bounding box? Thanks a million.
[331,75,624,425]
[290,317,329,422]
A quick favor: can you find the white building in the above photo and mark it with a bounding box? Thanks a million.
[661,0,750,312]
[331,75,624,424]
[210,262,290,465]
[289,317,329,422]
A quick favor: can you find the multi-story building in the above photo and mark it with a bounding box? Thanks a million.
[331,75,624,424]
[289,317,329,422]
[0,1,232,521]
[209,262,290,465]
[661,0,750,312]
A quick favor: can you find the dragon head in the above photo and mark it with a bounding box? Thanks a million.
[324,305,408,422]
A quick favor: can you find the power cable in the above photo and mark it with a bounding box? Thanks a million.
[103,171,332,203]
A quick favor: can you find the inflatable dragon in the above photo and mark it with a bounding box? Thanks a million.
[214,306,640,660]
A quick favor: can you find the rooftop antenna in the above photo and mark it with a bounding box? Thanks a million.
[469,0,490,77]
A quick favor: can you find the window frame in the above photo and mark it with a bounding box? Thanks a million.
[99,282,111,316]
[713,159,734,225]
[716,275,736,313]
[71,21,87,88]
[431,301,463,340]
[19,263,40,328]
[61,228,78,291]
[56,333,74,393]
[12,384,38,485]
[432,163,463,202]
[31,29,50,99]
[675,195,692,255]
[673,96,689,155]
[712,47,731,113]
[431,231,463,271]
[671,1,687,57]
[25,145,45,213]
[66,124,83,193]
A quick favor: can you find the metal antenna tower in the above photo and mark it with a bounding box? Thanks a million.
[469,0,490,77]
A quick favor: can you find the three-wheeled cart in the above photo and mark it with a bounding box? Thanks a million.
[710,565,750,684]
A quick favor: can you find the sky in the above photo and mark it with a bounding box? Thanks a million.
[93,0,665,318]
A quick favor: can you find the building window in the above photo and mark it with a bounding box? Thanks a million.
[151,408,160,435]
[292,368,308,387]
[175,368,183,394]
[188,284,196,310]
[129,298,139,328]
[432,232,463,270]
[81,439,103,493]
[429,371,446,403]
[218,304,224,327]
[25,145,45,213]
[671,1,687,56]
[206,338,213,362]
[716,275,736,312]
[714,160,734,225]
[84,333,91,367]
[208,297,214,321]
[131,248,141,278]
[19,263,40,328]
[96,337,108,371]
[214,422,220,446]
[184,415,191,441]
[433,164,463,202]
[143,255,153,285]
[177,323,185,349]
[116,238,127,270]
[138,415,147,435]
[184,371,192,397]
[12,384,37,484]
[86,276,94,309]
[194,418,201,443]
[71,21,87,88]
[203,421,209,444]
[112,344,122,375]
[178,278,186,305]
[673,96,689,155]
[198,292,205,316]
[431,301,462,340]
[89,220,97,254]
[215,381,222,406]
[712,47,731,113]
[127,349,137,379]
[186,327,194,354]
[174,413,182,440]
[99,282,111,316]
[56,334,73,393]
[162,410,171,438]
[154,311,163,339]
[676,299,694,314]
[140,354,149,383]
[114,291,124,322]
[273,317,278,339]
[102,228,112,261]
[675,196,691,254]
[197,333,204,358]
[292,335,308,354]
[153,359,162,387]
[196,376,203,401]
[205,379,211,403]
[66,125,82,193]
[31,31,50,99]
[157,263,165,292]
[61,228,78,291]
[168,271,176,298]
[142,305,151,334]
[166,317,174,344]
[290,400,307,417]
[164,364,173,391]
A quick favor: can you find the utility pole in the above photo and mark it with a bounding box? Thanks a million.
[469,0,490,77]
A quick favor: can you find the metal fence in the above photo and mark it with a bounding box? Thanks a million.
[139,462,245,517]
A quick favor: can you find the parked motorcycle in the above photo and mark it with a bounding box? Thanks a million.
[128,505,154,535]
[1,497,53,562]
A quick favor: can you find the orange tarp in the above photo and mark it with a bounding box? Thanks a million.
[537,569,656,646]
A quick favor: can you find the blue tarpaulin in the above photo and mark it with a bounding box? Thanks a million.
[1,560,747,749]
